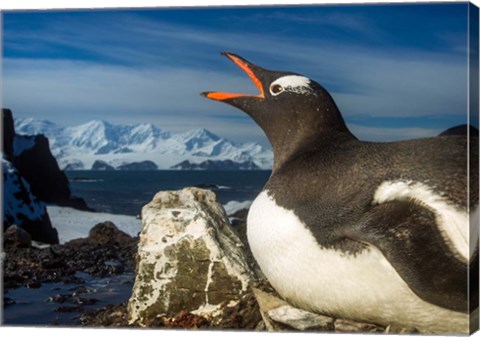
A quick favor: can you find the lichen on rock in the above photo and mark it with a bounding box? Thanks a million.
[128,187,256,325]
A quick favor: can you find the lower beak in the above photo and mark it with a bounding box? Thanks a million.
[201,52,265,101]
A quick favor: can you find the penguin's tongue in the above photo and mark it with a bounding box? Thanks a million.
[202,52,264,101]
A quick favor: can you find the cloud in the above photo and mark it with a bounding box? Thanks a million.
[222,10,383,39]
[2,8,469,146]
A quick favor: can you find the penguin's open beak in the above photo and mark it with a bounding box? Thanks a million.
[201,52,265,101]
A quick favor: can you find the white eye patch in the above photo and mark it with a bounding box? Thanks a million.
[269,75,313,96]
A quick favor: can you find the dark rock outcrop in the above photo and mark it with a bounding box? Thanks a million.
[171,159,260,170]
[87,221,134,246]
[2,108,92,244]
[63,159,85,170]
[2,108,90,210]
[91,160,115,171]
[3,108,15,161]
[113,147,133,154]
[4,225,32,249]
[117,160,157,171]
[13,134,72,202]
[2,159,59,244]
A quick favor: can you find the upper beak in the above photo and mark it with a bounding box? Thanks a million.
[201,52,265,101]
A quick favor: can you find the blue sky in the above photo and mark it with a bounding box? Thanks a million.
[1,3,476,146]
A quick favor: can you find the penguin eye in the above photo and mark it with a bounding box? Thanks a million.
[270,84,284,96]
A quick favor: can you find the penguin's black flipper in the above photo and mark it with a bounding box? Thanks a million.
[342,199,468,313]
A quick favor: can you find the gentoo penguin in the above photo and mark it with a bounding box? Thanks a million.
[202,52,479,334]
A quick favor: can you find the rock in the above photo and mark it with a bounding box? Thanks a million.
[3,225,32,248]
[58,222,138,277]
[171,159,260,170]
[113,147,134,154]
[88,221,133,246]
[3,108,15,161]
[252,287,291,331]
[25,280,42,288]
[2,108,90,211]
[226,207,263,279]
[4,297,16,306]
[384,324,419,334]
[117,160,157,170]
[162,310,210,329]
[12,132,70,201]
[334,318,385,333]
[268,305,334,331]
[62,159,85,170]
[91,160,115,170]
[229,208,249,220]
[2,159,59,244]
[127,187,256,325]
[80,303,130,327]
[48,294,73,303]
[2,109,92,243]
[253,287,335,332]
[213,291,263,329]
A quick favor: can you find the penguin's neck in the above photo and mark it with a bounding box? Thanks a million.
[267,104,356,172]
[270,129,355,172]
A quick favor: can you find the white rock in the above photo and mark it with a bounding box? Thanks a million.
[268,305,334,331]
[128,187,255,325]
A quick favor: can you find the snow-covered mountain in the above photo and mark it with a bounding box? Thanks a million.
[14,118,273,170]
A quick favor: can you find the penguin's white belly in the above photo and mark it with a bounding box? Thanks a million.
[247,191,468,334]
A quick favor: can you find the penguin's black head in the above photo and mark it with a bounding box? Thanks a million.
[201,52,353,169]
[201,52,327,116]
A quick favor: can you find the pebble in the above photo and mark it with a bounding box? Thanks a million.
[268,305,334,330]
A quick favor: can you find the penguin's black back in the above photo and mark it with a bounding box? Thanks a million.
[266,135,477,250]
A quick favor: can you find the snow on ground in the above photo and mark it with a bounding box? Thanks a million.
[47,206,142,244]
[223,200,252,216]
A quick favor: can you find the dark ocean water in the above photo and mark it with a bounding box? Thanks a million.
[3,273,133,326]
[66,170,271,216]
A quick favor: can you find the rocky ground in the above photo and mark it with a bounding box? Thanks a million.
[79,288,264,329]
[3,221,137,290]
[3,213,413,333]
[3,218,266,330]
[3,221,138,320]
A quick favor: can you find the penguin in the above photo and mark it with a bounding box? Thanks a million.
[201,52,479,334]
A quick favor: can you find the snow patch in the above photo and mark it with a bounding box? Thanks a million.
[223,200,252,216]
[47,206,141,244]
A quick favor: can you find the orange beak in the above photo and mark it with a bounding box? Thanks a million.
[202,52,265,101]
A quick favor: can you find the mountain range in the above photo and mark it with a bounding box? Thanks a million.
[14,118,273,170]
